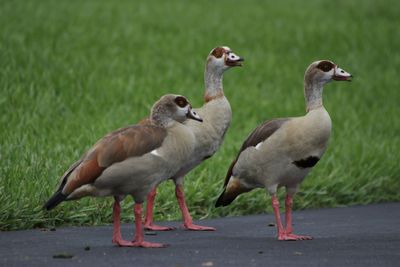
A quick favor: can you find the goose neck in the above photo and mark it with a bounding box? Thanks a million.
[204,64,224,102]
[304,81,324,112]
[151,115,173,128]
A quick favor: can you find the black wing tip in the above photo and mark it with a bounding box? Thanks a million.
[215,194,225,207]
[215,189,233,207]
[43,192,67,211]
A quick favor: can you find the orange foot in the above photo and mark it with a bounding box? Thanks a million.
[130,241,168,248]
[183,223,216,231]
[144,223,175,231]
[113,238,134,247]
[278,233,313,241]
[113,238,167,248]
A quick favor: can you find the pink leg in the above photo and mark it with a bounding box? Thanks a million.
[144,187,175,231]
[271,195,287,240]
[285,194,294,234]
[130,203,167,248]
[176,185,215,231]
[112,198,135,246]
[284,194,312,240]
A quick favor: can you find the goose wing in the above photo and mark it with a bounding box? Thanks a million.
[223,118,289,187]
[63,124,167,194]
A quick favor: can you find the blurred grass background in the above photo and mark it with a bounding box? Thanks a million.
[1,0,399,230]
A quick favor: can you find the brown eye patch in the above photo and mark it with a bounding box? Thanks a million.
[174,96,188,108]
[317,61,334,72]
[211,47,225,58]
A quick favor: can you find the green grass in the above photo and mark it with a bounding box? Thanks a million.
[1,0,399,231]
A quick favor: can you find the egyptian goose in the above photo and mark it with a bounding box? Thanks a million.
[144,46,244,231]
[44,94,203,248]
[215,60,352,240]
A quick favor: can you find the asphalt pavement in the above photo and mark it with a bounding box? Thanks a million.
[1,203,399,267]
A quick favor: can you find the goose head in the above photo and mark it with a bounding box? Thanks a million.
[305,60,352,86]
[151,95,202,127]
[207,46,244,72]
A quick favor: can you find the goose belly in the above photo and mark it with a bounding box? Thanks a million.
[233,131,329,190]
[172,126,226,179]
[174,98,231,178]
[93,154,173,202]
[233,147,314,190]
[275,162,312,188]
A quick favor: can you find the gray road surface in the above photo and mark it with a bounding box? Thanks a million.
[1,203,399,267]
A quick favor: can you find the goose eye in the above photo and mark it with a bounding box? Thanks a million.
[174,96,188,108]
[317,61,334,72]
